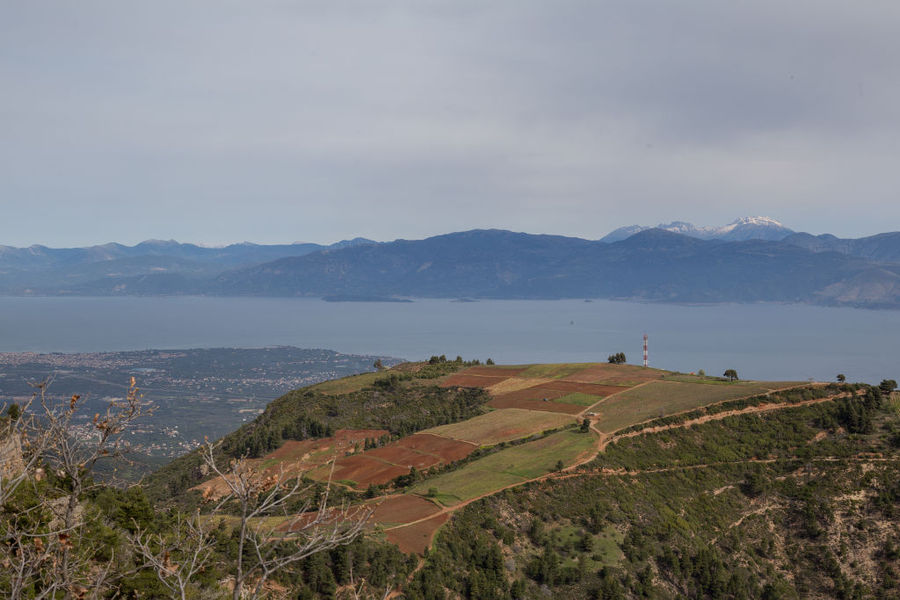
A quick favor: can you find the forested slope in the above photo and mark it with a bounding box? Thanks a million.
[404,387,900,599]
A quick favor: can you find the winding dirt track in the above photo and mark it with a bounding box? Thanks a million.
[597,390,856,451]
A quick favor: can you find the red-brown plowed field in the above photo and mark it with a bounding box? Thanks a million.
[601,377,657,386]
[386,514,450,555]
[488,396,584,414]
[335,429,391,441]
[561,364,664,384]
[537,381,626,396]
[355,433,477,471]
[439,374,510,388]
[308,434,478,487]
[193,429,392,500]
[371,495,441,525]
[329,456,409,486]
[364,447,443,470]
[264,439,319,462]
[460,366,529,377]
[396,434,477,463]
[265,429,388,463]
[276,505,376,533]
[492,386,569,402]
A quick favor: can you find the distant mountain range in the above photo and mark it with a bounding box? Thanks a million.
[0,238,376,293]
[3,221,900,308]
[209,229,900,308]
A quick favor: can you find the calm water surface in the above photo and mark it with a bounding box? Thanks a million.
[0,297,897,383]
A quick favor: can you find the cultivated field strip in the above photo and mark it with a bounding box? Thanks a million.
[422,408,575,445]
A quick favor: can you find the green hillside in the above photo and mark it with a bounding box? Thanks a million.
[6,358,897,599]
[136,362,900,600]
[405,386,900,600]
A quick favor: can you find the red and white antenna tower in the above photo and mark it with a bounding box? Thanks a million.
[642,333,649,367]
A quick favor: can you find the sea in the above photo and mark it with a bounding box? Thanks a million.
[0,296,897,384]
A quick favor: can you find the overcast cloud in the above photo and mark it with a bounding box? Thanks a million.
[2,1,899,246]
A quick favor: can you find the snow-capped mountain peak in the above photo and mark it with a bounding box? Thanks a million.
[717,216,784,234]
[601,217,793,243]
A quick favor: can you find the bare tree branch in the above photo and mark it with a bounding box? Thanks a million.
[130,510,216,600]
[1,379,151,599]
[200,440,373,600]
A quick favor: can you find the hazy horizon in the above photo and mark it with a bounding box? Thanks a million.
[0,216,884,249]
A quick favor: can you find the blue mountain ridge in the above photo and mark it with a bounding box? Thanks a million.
[2,227,900,308]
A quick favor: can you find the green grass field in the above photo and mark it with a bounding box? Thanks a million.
[592,525,626,566]
[408,430,595,505]
[589,380,644,387]
[423,408,575,445]
[553,392,604,407]
[308,371,385,394]
[554,524,624,568]
[593,380,804,433]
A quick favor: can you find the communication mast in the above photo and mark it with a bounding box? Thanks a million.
[642,333,648,367]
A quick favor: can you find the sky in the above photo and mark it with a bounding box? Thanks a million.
[2,1,900,247]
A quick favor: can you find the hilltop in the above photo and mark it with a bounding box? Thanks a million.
[138,358,900,598]
[146,358,805,506]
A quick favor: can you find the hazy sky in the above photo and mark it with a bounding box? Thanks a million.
[2,1,900,246]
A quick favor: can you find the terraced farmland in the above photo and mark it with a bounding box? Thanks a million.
[385,513,450,555]
[187,360,819,561]
[306,433,477,487]
[559,362,666,384]
[371,495,441,527]
[192,429,386,499]
[488,381,627,414]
